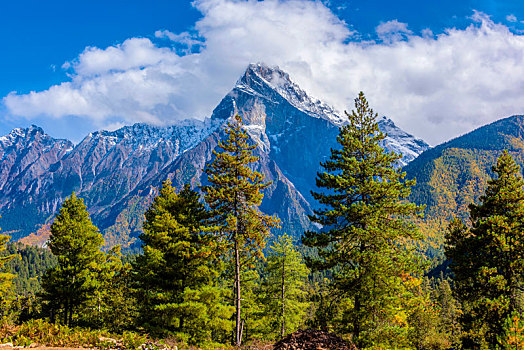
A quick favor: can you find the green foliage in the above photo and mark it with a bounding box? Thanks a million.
[445,151,524,348]
[40,192,105,326]
[0,205,49,242]
[408,278,462,350]
[237,267,264,341]
[0,318,149,349]
[82,245,136,332]
[499,311,524,349]
[203,115,279,346]
[133,181,232,345]
[405,115,524,255]
[260,234,310,340]
[303,92,424,348]
[0,232,15,317]
[2,243,56,295]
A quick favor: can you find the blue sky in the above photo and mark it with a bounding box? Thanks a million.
[331,0,524,37]
[0,1,199,96]
[2,0,524,144]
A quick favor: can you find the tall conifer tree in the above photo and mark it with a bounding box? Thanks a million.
[133,181,231,344]
[84,245,134,331]
[303,92,423,348]
[262,234,310,340]
[203,115,279,346]
[41,193,104,326]
[446,151,524,348]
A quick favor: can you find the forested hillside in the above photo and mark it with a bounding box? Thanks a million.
[2,243,56,294]
[405,115,524,255]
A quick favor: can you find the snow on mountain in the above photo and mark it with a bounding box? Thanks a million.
[0,63,430,246]
[378,116,430,167]
[0,125,71,151]
[84,118,220,158]
[228,63,429,167]
[0,125,73,194]
[235,63,346,124]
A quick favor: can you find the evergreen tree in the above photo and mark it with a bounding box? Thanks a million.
[133,181,231,345]
[40,192,104,326]
[4,243,57,295]
[303,92,423,348]
[435,279,462,347]
[445,151,524,348]
[83,245,135,331]
[262,234,310,340]
[407,277,461,350]
[203,115,279,346]
[0,229,15,316]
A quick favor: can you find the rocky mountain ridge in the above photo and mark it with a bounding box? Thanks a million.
[0,63,429,247]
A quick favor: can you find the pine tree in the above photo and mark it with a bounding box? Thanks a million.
[445,151,524,348]
[262,234,310,340]
[0,227,15,315]
[83,245,135,331]
[435,279,462,347]
[203,115,279,346]
[40,192,104,326]
[133,181,231,344]
[3,243,56,295]
[303,92,423,348]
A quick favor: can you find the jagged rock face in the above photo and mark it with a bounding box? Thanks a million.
[378,116,430,167]
[127,127,316,243]
[211,64,429,203]
[0,126,73,202]
[0,126,73,239]
[0,63,429,246]
[0,121,218,242]
[45,120,218,213]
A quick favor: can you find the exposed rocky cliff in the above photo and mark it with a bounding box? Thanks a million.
[0,64,429,247]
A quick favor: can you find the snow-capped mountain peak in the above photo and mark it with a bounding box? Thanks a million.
[0,63,430,247]
[236,63,346,124]
[378,116,430,166]
[79,118,221,158]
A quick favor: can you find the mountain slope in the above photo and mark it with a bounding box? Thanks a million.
[0,126,73,239]
[99,64,429,248]
[405,115,524,255]
[0,63,429,247]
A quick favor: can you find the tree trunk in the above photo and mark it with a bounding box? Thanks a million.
[354,294,361,346]
[68,300,73,326]
[235,234,241,347]
[63,299,68,326]
[281,250,286,339]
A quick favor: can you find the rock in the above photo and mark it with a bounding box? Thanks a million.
[98,336,118,344]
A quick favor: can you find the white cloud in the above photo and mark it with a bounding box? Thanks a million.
[421,28,434,38]
[376,20,413,43]
[4,0,524,145]
[68,38,178,77]
[507,14,517,23]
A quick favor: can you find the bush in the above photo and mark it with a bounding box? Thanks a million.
[0,319,152,349]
